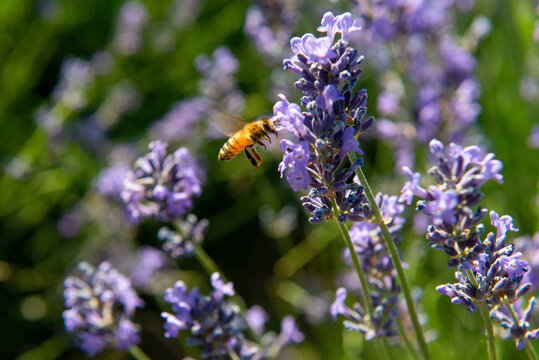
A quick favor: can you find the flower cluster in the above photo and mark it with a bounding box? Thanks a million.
[274,11,374,224]
[354,1,488,170]
[436,211,531,312]
[331,193,404,340]
[130,246,168,288]
[400,139,503,268]
[195,46,245,118]
[244,0,298,65]
[63,261,144,356]
[113,1,149,56]
[403,139,539,349]
[491,297,539,350]
[121,141,204,224]
[161,273,303,359]
[516,233,539,290]
[157,214,209,259]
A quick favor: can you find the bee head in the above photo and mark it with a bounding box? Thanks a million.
[263,118,278,136]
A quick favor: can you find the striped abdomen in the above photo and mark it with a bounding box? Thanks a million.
[218,128,252,161]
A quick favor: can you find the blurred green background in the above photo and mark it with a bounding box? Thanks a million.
[0,0,538,359]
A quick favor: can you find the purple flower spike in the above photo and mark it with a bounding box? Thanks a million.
[121,141,204,224]
[63,262,144,356]
[276,11,373,224]
[162,276,303,358]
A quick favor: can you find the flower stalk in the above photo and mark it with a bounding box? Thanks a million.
[129,345,151,360]
[349,152,431,360]
[463,268,497,360]
[506,304,539,360]
[332,206,391,360]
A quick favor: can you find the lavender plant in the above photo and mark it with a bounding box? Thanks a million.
[121,141,205,224]
[351,0,488,170]
[157,214,209,259]
[400,139,539,358]
[273,11,430,359]
[161,272,303,359]
[63,261,144,356]
[331,193,405,341]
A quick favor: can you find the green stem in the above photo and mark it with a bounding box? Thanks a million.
[332,204,391,360]
[129,345,151,360]
[527,344,539,360]
[396,317,421,360]
[349,153,431,360]
[479,304,498,360]
[464,269,497,360]
[507,304,539,360]
[193,245,224,280]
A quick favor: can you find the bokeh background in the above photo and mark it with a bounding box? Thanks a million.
[1,0,538,359]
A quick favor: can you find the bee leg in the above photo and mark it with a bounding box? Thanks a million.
[251,148,262,167]
[256,140,266,150]
[244,148,260,170]
[261,130,272,144]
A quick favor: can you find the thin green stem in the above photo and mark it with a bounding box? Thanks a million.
[129,345,151,360]
[332,203,391,360]
[349,153,431,360]
[479,304,498,360]
[464,269,497,360]
[527,343,539,360]
[396,317,421,360]
[507,304,539,360]
[193,245,225,280]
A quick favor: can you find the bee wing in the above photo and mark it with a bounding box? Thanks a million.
[212,113,248,137]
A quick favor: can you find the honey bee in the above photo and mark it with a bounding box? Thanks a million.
[216,114,278,170]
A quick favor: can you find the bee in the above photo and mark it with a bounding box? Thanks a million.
[216,114,278,170]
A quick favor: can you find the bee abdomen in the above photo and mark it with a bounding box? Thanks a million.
[218,137,242,161]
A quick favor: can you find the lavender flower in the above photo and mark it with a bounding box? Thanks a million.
[400,139,503,268]
[515,233,539,290]
[157,214,209,259]
[491,297,539,350]
[436,211,531,313]
[161,273,303,359]
[149,97,210,143]
[195,46,245,118]
[96,164,130,198]
[332,193,405,340]
[528,124,539,148]
[113,1,149,56]
[93,80,141,128]
[63,261,144,356]
[244,1,297,65]
[354,1,487,169]
[130,246,167,288]
[121,141,204,224]
[275,11,374,224]
[53,57,95,111]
